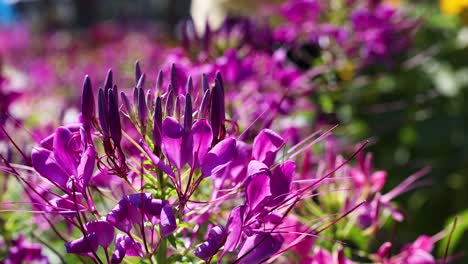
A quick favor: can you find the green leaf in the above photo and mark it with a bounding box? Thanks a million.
[167,234,178,249]
[437,209,468,257]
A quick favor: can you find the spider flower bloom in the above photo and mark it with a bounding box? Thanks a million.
[111,234,144,264]
[373,235,438,264]
[8,62,411,264]
[31,125,96,193]
[350,2,418,65]
[116,63,237,204]
[193,129,367,263]
[106,193,176,237]
[66,220,115,254]
[181,17,274,55]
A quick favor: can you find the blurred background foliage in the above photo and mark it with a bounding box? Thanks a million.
[329,1,468,255]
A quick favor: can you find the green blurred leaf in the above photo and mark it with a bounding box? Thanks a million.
[437,210,468,256]
[167,234,178,249]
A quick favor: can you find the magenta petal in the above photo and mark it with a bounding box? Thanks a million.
[311,248,334,264]
[191,120,213,168]
[125,193,152,209]
[270,161,295,206]
[252,129,284,166]
[247,160,269,177]
[371,171,387,193]
[7,236,46,263]
[86,220,115,249]
[201,137,236,177]
[146,199,168,216]
[161,117,186,169]
[77,145,96,189]
[31,148,69,189]
[65,233,98,254]
[410,235,434,252]
[53,127,79,176]
[380,200,404,222]
[224,206,245,253]
[377,242,392,259]
[160,205,177,237]
[404,250,436,264]
[236,234,283,264]
[195,225,227,261]
[141,142,175,179]
[246,172,272,212]
[111,234,143,264]
[350,169,366,189]
[39,124,81,150]
[39,133,55,151]
[107,200,132,233]
[49,194,83,218]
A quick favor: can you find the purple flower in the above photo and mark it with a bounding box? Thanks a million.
[66,233,98,254]
[350,153,387,195]
[106,193,176,237]
[236,233,284,264]
[111,234,143,264]
[252,129,285,167]
[280,0,321,25]
[5,236,49,264]
[160,205,177,237]
[307,248,354,264]
[195,225,227,261]
[350,3,418,65]
[31,126,96,193]
[66,220,115,254]
[374,235,436,264]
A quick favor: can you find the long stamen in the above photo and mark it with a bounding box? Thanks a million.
[299,141,368,194]
[315,201,366,234]
[0,126,31,165]
[71,180,103,264]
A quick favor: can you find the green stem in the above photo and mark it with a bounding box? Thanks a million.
[156,238,167,264]
[158,169,165,199]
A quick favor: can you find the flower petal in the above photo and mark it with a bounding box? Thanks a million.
[65,233,98,254]
[223,206,245,253]
[201,137,236,177]
[371,171,387,193]
[161,117,191,169]
[160,205,177,237]
[236,233,283,264]
[53,127,79,176]
[31,148,69,189]
[246,172,272,212]
[77,145,96,190]
[191,120,213,168]
[140,141,175,180]
[270,161,295,206]
[252,129,284,166]
[107,200,132,233]
[86,220,115,249]
[195,225,227,261]
[111,234,143,264]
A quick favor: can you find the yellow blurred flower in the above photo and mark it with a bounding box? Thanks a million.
[385,0,401,7]
[337,61,355,82]
[440,0,468,16]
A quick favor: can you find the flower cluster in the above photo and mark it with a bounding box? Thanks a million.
[0,64,451,263]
